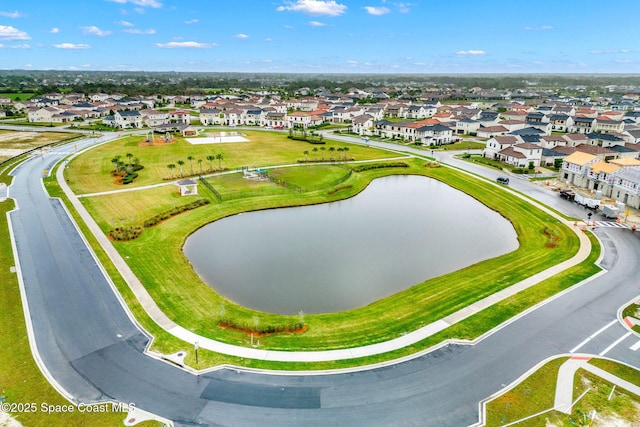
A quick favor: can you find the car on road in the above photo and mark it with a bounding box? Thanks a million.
[496,176,509,185]
[559,189,575,201]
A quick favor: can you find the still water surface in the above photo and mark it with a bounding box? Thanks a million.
[183,175,518,314]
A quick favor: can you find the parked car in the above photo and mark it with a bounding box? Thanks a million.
[559,189,575,201]
[496,176,509,185]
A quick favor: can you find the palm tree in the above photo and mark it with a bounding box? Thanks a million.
[329,146,335,160]
[111,157,120,174]
[303,150,309,162]
[126,152,134,164]
[343,146,350,160]
[320,146,325,160]
[198,159,203,174]
[337,147,343,160]
[187,155,194,175]
[216,153,224,169]
[312,147,318,160]
[206,155,215,172]
[167,164,175,178]
[176,160,185,177]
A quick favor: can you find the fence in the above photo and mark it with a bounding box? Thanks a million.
[198,176,222,201]
[200,168,354,202]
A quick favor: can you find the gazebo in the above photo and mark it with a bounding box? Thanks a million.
[176,178,198,196]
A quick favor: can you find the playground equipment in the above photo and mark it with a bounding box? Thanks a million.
[242,166,269,181]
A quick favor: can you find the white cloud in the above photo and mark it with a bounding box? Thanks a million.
[155,41,215,48]
[184,19,198,24]
[265,37,273,42]
[346,60,358,66]
[524,25,553,31]
[456,50,486,56]
[54,43,91,49]
[123,28,156,34]
[590,49,631,54]
[233,33,249,39]
[81,26,112,37]
[0,25,30,41]
[0,11,22,18]
[277,0,347,16]
[364,6,390,15]
[0,43,30,49]
[116,20,134,26]
[284,24,295,29]
[309,21,326,26]
[394,2,412,13]
[107,0,162,8]
[50,27,60,34]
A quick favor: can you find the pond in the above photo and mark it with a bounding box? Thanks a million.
[183,175,519,314]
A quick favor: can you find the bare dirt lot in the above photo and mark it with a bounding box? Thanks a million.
[0,130,75,162]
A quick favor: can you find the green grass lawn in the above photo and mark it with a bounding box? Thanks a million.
[78,156,581,353]
[65,130,392,194]
[485,357,640,426]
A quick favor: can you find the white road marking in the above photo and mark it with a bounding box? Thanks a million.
[629,340,640,351]
[599,332,632,356]
[570,319,618,353]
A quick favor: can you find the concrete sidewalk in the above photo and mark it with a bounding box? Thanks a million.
[56,149,595,363]
[554,356,640,414]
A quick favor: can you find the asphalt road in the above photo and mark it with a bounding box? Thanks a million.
[7,134,640,426]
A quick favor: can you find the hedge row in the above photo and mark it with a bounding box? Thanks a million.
[143,198,210,228]
[218,319,305,336]
[352,162,409,172]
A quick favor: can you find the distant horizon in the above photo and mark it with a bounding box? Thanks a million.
[3,69,640,77]
[1,0,639,73]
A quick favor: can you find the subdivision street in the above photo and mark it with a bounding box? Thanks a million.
[6,134,640,426]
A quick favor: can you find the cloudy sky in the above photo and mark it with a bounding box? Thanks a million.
[0,0,638,73]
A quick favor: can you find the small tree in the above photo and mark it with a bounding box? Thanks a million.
[329,146,335,160]
[216,153,224,169]
[198,158,203,174]
[167,163,175,178]
[554,158,563,169]
[207,155,215,172]
[303,150,309,161]
[312,147,318,160]
[528,161,535,171]
[176,160,185,177]
[187,155,194,175]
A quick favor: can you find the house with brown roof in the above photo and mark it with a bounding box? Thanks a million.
[496,142,543,167]
[476,125,508,139]
[483,135,519,159]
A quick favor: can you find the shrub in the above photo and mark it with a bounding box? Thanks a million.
[143,198,210,228]
[109,226,142,241]
[352,162,409,172]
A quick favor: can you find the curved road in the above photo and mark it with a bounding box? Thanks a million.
[7,134,640,426]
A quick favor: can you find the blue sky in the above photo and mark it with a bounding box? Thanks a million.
[0,0,639,73]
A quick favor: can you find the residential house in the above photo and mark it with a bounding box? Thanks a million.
[169,109,191,124]
[140,109,169,127]
[199,108,224,126]
[548,114,574,132]
[483,135,519,159]
[476,125,509,139]
[560,151,600,187]
[496,142,543,167]
[571,116,595,134]
[113,110,143,129]
[351,114,375,135]
[611,167,640,208]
